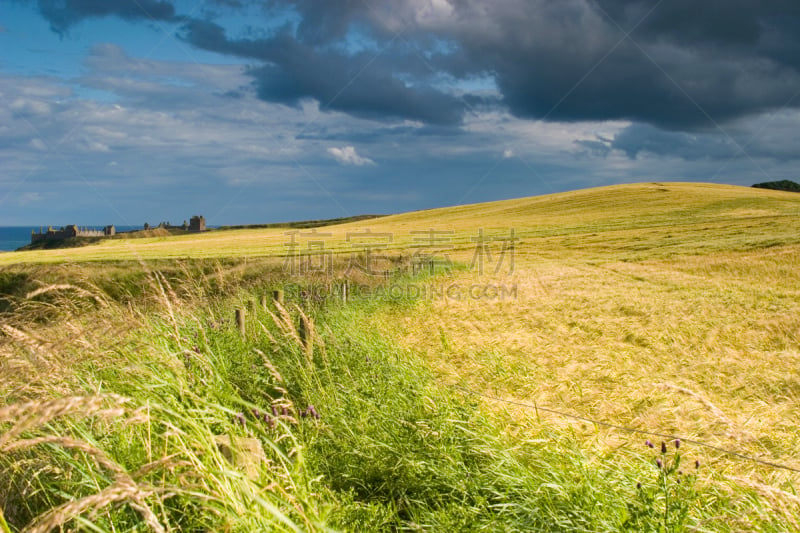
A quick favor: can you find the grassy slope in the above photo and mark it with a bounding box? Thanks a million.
[2,182,800,531]
[2,182,800,265]
[358,183,800,528]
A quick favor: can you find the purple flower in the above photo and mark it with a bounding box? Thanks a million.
[234,412,245,425]
[636,482,642,489]
[661,441,667,454]
[271,406,278,417]
[695,459,700,469]
[674,439,680,449]
[656,458,662,469]
[645,439,653,448]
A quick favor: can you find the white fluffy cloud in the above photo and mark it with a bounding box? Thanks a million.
[327,146,375,166]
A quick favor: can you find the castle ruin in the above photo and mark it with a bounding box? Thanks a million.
[189,215,206,232]
[31,225,115,244]
[31,215,206,244]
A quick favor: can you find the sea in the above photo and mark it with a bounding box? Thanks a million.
[0,226,141,252]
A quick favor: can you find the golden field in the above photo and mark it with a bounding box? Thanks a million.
[2,181,800,530]
[3,182,800,265]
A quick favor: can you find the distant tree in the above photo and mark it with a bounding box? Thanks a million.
[144,222,150,230]
[752,180,800,193]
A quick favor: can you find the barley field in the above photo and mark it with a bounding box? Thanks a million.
[1,182,799,531]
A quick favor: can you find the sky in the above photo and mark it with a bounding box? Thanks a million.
[1,0,800,226]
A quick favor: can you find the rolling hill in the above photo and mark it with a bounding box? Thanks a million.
[2,182,799,266]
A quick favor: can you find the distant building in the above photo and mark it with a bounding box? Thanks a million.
[30,215,203,245]
[31,224,115,244]
[189,215,206,232]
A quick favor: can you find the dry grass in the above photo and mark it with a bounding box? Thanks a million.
[2,182,799,266]
[2,182,800,529]
[374,244,800,491]
[0,269,326,532]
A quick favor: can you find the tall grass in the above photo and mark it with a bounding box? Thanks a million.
[0,269,330,531]
[2,264,797,531]
[3,179,800,530]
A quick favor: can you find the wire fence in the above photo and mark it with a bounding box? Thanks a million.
[452,384,800,474]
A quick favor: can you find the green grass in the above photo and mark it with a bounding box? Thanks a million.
[2,182,800,531]
[1,268,797,531]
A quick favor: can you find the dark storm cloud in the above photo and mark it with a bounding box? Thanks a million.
[596,0,800,48]
[181,19,466,125]
[423,0,800,130]
[580,118,800,163]
[25,0,177,33]
[178,0,800,130]
[27,0,800,130]
[606,123,738,160]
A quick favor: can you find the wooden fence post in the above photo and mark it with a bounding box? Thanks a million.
[341,280,348,304]
[260,295,268,311]
[235,308,246,335]
[272,289,284,306]
[298,316,312,350]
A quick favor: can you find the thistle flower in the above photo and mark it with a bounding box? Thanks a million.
[656,458,663,469]
[636,482,642,489]
[271,406,278,417]
[645,439,654,448]
[675,438,680,449]
[661,441,667,454]
[234,412,245,425]
[695,459,700,469]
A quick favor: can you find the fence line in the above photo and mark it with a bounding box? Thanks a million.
[451,385,800,474]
